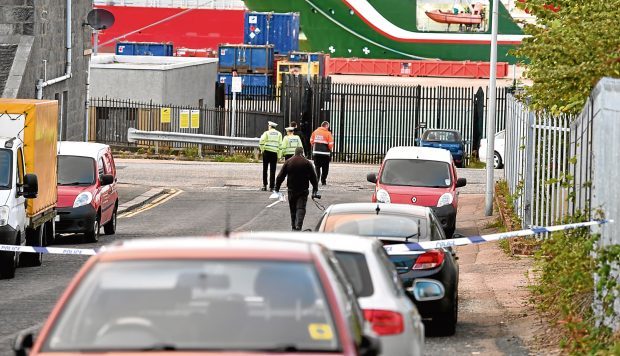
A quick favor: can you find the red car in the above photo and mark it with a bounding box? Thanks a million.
[367,147,466,237]
[56,142,118,242]
[14,237,381,356]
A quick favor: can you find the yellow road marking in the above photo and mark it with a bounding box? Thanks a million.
[119,189,183,219]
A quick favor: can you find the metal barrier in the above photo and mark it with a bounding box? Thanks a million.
[127,128,260,156]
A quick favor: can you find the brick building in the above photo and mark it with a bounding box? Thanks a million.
[0,0,92,141]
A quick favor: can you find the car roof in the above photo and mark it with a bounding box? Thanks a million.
[98,237,316,261]
[424,129,460,134]
[238,231,382,254]
[326,203,430,218]
[384,146,453,163]
[57,141,109,159]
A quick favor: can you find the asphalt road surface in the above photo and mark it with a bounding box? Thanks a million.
[0,160,530,356]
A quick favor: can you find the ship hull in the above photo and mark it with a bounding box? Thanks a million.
[242,0,525,63]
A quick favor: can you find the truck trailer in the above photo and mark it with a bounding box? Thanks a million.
[0,99,58,279]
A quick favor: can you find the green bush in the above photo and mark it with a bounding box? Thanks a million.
[183,147,199,159]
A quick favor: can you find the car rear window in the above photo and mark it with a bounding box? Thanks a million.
[380,159,451,187]
[423,130,461,141]
[333,251,374,297]
[323,213,423,240]
[43,260,340,352]
[58,156,96,185]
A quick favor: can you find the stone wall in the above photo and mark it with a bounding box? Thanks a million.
[0,0,92,141]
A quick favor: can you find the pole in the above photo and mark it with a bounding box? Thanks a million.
[231,91,236,137]
[94,30,99,56]
[485,0,499,216]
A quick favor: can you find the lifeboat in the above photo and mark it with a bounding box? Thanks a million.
[425,10,483,25]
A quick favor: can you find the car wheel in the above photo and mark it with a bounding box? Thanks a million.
[85,216,100,243]
[103,206,117,235]
[20,225,44,267]
[431,292,458,336]
[0,234,20,279]
[494,151,503,169]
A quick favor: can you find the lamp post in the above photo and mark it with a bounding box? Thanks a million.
[485,0,500,216]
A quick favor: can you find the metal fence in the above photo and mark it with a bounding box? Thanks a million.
[504,95,573,229]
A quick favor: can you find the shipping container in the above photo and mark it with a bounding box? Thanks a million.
[276,61,320,88]
[116,42,174,56]
[244,12,299,54]
[218,44,274,74]
[218,73,273,94]
[288,52,323,62]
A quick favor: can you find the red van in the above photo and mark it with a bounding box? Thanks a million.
[367,146,466,237]
[56,142,118,242]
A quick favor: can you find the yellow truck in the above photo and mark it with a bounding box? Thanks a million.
[0,99,58,279]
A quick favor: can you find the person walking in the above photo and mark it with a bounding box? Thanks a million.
[290,121,309,157]
[259,121,282,191]
[281,126,304,161]
[310,121,334,185]
[274,147,319,231]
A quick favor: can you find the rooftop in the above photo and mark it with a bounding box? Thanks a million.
[90,54,217,71]
[384,146,453,163]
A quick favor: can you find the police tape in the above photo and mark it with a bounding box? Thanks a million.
[383,219,613,255]
[0,245,97,256]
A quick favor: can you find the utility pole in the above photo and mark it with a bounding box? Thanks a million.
[485,0,500,216]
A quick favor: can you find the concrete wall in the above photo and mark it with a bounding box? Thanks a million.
[90,55,217,107]
[0,0,92,141]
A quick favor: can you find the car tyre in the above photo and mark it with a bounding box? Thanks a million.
[430,292,458,336]
[103,205,117,235]
[85,216,100,243]
[494,151,503,169]
[0,234,20,279]
[20,225,44,267]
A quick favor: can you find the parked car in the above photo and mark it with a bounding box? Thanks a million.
[242,232,427,356]
[56,142,118,242]
[479,130,505,169]
[367,146,466,237]
[316,203,460,336]
[417,130,465,168]
[14,237,381,356]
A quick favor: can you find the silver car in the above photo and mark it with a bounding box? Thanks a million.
[241,232,428,356]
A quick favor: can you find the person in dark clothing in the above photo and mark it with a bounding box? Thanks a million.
[275,147,319,231]
[290,121,309,157]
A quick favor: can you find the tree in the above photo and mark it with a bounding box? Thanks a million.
[514,1,620,114]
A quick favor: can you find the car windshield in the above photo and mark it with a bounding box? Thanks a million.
[380,159,452,187]
[333,251,374,297]
[322,213,427,239]
[422,130,461,142]
[43,260,341,352]
[58,156,95,185]
[0,149,11,189]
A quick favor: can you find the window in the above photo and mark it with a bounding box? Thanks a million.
[58,156,96,185]
[430,213,446,241]
[380,159,452,187]
[333,252,374,297]
[16,147,24,185]
[416,0,489,33]
[0,149,12,189]
[323,213,422,240]
[98,157,105,177]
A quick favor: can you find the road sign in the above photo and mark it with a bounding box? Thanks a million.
[232,77,242,93]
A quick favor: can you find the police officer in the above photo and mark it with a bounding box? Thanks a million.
[310,121,334,185]
[275,147,319,231]
[259,121,282,191]
[281,126,304,161]
[290,121,309,157]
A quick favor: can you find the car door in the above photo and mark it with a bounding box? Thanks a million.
[102,150,117,220]
[97,155,111,224]
[14,147,26,240]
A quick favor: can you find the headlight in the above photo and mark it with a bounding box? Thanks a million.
[376,189,391,203]
[73,192,93,208]
[0,206,9,226]
[437,192,453,207]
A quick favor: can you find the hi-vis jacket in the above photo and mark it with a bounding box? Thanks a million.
[310,127,334,156]
[259,128,282,155]
[281,134,303,156]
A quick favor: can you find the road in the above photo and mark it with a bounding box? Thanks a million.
[0,160,534,356]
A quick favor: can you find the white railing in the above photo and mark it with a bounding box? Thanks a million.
[127,128,259,153]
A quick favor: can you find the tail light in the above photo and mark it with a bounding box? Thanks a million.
[412,250,445,270]
[363,309,404,336]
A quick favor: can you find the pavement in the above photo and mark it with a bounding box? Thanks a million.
[116,184,168,214]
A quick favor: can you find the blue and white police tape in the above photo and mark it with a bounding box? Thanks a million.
[0,245,97,256]
[384,219,613,255]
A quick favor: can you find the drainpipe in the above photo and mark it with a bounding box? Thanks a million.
[36,0,72,99]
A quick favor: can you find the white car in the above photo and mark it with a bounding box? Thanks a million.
[479,130,505,169]
[240,232,427,356]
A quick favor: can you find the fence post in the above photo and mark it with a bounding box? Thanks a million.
[523,109,535,228]
[338,94,346,162]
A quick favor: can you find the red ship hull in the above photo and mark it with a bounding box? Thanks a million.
[94,5,245,53]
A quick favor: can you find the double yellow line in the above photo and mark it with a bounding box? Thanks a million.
[118,189,183,219]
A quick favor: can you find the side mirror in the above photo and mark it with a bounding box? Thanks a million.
[100,174,114,186]
[366,173,377,184]
[359,334,381,356]
[13,331,34,356]
[452,233,465,239]
[456,178,467,188]
[22,174,38,199]
[406,278,445,302]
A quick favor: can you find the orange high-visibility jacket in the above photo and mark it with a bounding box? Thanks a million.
[310,126,334,156]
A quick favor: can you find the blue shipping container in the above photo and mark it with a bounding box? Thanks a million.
[218,73,273,95]
[116,42,173,56]
[244,12,300,54]
[218,44,273,73]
